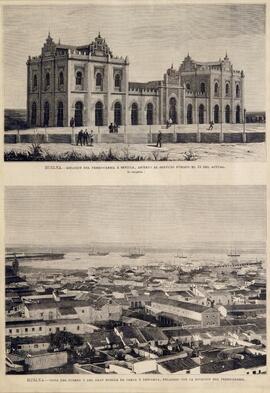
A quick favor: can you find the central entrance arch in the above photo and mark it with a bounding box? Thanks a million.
[31,102,37,127]
[214,105,219,123]
[95,101,103,126]
[131,103,138,125]
[114,102,122,126]
[75,101,83,127]
[57,101,64,127]
[225,105,230,123]
[169,97,177,124]
[236,105,241,123]
[43,101,50,127]
[199,104,205,124]
[187,104,193,124]
[146,103,153,125]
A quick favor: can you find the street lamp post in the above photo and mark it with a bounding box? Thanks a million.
[196,110,200,143]
[243,108,247,143]
[219,111,224,143]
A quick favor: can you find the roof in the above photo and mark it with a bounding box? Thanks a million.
[236,354,266,369]
[140,327,168,342]
[163,328,192,338]
[159,357,198,373]
[122,316,150,328]
[117,326,147,344]
[226,304,266,311]
[83,331,122,348]
[24,296,115,311]
[201,359,235,374]
[58,306,77,315]
[6,319,46,328]
[6,335,51,345]
[152,297,211,313]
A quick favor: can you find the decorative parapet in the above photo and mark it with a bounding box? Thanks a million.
[128,87,158,94]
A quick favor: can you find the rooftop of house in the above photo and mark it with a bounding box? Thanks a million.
[6,335,51,345]
[159,356,199,373]
[152,297,213,313]
[117,326,147,344]
[226,304,266,311]
[140,327,169,342]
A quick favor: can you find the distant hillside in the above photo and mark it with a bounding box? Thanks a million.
[5,108,27,130]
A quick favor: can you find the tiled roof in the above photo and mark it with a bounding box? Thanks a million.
[159,357,198,373]
[152,297,211,313]
[140,327,169,342]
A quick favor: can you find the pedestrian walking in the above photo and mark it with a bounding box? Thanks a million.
[83,129,89,145]
[208,120,214,130]
[90,130,94,146]
[77,129,83,146]
[156,130,162,148]
[70,117,75,128]
[109,123,114,133]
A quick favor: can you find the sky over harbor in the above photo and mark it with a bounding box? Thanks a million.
[5,186,266,247]
[3,2,265,111]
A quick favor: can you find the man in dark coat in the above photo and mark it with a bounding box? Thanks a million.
[156,130,162,148]
[83,129,89,145]
[109,123,114,133]
[77,129,83,146]
[70,117,75,128]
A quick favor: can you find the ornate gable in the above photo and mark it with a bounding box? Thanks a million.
[180,54,196,72]
[42,33,56,57]
[89,33,113,57]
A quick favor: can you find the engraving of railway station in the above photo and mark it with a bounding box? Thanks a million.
[27,33,245,129]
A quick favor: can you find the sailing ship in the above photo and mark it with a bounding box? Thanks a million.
[88,248,109,256]
[121,248,145,259]
[175,251,188,259]
[227,248,240,264]
[227,248,240,257]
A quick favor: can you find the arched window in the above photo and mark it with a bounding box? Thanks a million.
[186,82,191,91]
[199,104,204,124]
[146,103,154,125]
[225,105,230,123]
[115,74,121,89]
[45,73,50,88]
[33,74,37,89]
[236,84,240,98]
[225,83,230,96]
[236,105,241,123]
[43,101,50,127]
[131,103,138,125]
[95,101,103,126]
[200,82,206,94]
[214,82,219,96]
[76,71,82,86]
[187,104,193,124]
[114,102,122,126]
[31,102,37,126]
[96,73,102,89]
[57,101,64,127]
[214,104,219,123]
[169,97,177,124]
[59,71,64,86]
[75,101,83,127]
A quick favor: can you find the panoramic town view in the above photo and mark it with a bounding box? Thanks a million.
[5,186,266,375]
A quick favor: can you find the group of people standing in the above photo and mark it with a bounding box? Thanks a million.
[108,123,119,133]
[77,129,94,146]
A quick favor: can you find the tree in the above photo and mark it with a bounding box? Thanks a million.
[49,331,83,351]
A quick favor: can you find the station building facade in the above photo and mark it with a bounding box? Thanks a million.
[27,33,245,128]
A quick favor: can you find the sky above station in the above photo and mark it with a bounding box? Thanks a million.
[3,2,265,111]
